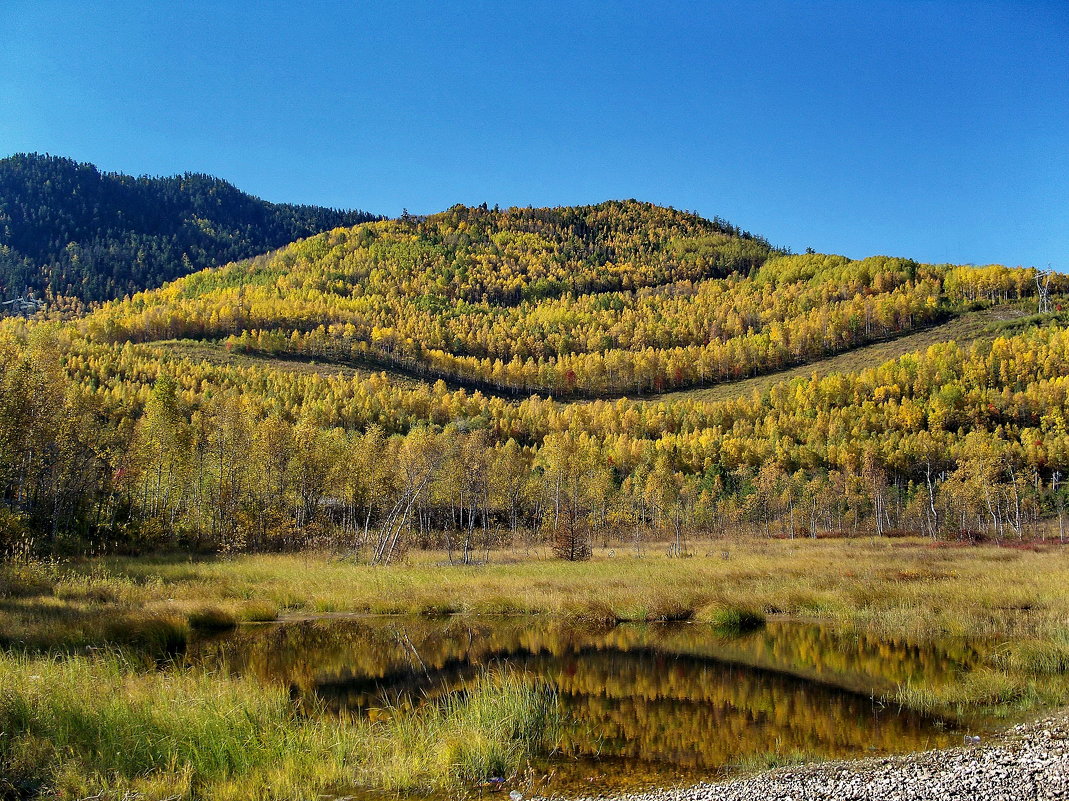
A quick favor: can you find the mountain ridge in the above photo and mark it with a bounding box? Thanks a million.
[0,152,381,304]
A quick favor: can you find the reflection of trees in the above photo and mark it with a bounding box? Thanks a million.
[188,617,985,774]
[548,650,954,766]
[649,622,984,696]
[190,618,984,699]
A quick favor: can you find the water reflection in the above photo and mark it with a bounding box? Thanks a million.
[189,618,992,795]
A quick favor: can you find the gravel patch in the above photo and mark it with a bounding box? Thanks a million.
[538,710,1069,801]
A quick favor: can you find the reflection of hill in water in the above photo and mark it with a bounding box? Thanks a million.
[551,650,953,765]
[189,617,984,787]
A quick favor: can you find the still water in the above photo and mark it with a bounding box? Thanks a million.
[189,617,1001,796]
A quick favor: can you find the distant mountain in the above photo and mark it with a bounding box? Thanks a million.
[0,153,381,304]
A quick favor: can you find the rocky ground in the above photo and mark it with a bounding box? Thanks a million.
[542,710,1069,801]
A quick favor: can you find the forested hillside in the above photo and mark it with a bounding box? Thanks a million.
[90,201,1053,398]
[0,200,1066,561]
[0,153,380,304]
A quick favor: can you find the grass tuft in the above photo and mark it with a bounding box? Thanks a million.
[701,605,766,635]
[990,637,1069,675]
[418,600,462,617]
[562,598,620,626]
[236,600,279,623]
[188,606,238,632]
[361,669,563,792]
[894,667,1032,713]
[0,560,57,599]
[107,611,191,654]
[733,748,818,773]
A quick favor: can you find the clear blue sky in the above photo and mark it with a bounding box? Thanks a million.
[2,1,1066,267]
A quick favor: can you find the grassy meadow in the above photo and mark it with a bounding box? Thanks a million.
[2,536,1069,799]
[12,536,1063,638]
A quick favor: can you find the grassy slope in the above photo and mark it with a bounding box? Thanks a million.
[144,339,430,389]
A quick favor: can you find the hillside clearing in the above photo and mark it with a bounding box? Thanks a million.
[143,339,432,389]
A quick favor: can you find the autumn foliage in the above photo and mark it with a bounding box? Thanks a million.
[0,201,1067,558]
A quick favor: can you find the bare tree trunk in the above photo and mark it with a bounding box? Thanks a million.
[925,464,939,539]
[1008,466,1023,539]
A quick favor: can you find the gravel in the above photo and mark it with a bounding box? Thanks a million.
[538,710,1069,801]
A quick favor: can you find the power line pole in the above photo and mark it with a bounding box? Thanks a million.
[1035,268,1054,314]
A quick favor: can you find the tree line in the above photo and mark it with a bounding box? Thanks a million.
[3,308,1069,561]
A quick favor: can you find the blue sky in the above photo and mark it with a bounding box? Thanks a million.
[2,1,1066,267]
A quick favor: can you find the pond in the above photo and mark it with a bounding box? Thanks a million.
[188,616,1004,797]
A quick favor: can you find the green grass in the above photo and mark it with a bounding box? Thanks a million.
[0,652,561,800]
[894,667,1039,717]
[992,638,1069,674]
[892,630,1069,718]
[0,650,357,800]
[359,669,563,793]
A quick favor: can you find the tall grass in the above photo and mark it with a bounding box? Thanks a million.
[0,558,276,656]
[68,538,1068,645]
[990,636,1069,675]
[894,668,1034,716]
[893,633,1069,719]
[360,669,563,792]
[0,650,356,799]
[0,652,562,800]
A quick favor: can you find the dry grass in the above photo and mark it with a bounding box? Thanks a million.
[9,535,1062,643]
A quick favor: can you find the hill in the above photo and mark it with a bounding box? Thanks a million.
[86,201,1049,399]
[1,198,1067,558]
[0,153,380,304]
